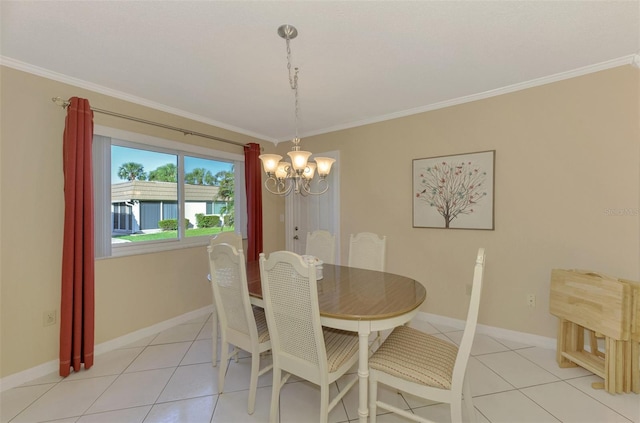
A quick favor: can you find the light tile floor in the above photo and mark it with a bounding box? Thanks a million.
[2,314,639,423]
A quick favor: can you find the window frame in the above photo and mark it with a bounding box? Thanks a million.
[94,125,246,258]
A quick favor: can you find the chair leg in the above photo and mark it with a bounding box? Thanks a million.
[319,384,329,423]
[247,350,259,414]
[369,373,378,423]
[218,339,229,393]
[451,395,463,423]
[368,331,383,353]
[211,309,218,367]
[463,377,476,423]
[270,367,281,423]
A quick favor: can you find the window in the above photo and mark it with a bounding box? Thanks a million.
[93,126,246,258]
[206,201,229,214]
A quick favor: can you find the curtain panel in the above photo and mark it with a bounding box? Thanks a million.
[244,143,263,261]
[60,97,95,377]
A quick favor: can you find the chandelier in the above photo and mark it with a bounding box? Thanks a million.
[259,24,335,196]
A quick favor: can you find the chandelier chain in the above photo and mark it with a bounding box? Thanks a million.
[285,37,300,142]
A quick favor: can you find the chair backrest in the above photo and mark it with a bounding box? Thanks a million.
[451,248,486,387]
[210,231,243,251]
[305,230,336,264]
[208,243,258,341]
[348,232,387,271]
[259,251,328,383]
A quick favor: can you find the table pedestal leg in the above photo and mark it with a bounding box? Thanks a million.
[358,324,371,423]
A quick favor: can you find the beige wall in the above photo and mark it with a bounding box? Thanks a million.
[0,66,280,378]
[1,63,638,380]
[285,65,640,337]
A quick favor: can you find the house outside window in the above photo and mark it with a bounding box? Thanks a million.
[93,127,246,258]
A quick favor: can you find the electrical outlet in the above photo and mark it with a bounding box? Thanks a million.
[43,310,57,326]
[526,294,536,308]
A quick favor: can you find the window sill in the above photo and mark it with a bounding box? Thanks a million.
[103,236,211,259]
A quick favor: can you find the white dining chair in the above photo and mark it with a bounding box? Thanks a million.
[368,248,486,423]
[305,230,336,264]
[209,231,244,366]
[349,231,387,348]
[210,231,243,251]
[207,243,272,415]
[348,232,386,271]
[259,251,359,423]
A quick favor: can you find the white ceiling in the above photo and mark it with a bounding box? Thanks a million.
[1,1,638,144]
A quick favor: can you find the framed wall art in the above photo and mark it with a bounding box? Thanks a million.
[413,150,495,230]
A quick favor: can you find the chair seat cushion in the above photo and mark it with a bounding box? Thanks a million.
[252,306,270,343]
[323,328,359,372]
[369,325,458,389]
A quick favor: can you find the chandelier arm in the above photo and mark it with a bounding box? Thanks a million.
[300,178,330,196]
[264,176,294,196]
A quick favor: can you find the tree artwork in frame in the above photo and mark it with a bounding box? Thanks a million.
[413,150,495,230]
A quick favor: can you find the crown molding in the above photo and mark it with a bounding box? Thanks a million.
[0,56,277,144]
[302,54,639,139]
[2,54,636,144]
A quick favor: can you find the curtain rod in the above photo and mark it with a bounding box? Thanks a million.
[51,97,248,148]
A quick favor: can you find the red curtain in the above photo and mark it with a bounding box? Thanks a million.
[60,97,95,377]
[244,143,263,261]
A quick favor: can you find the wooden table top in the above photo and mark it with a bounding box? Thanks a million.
[246,260,426,321]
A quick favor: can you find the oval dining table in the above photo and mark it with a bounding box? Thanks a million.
[242,260,427,422]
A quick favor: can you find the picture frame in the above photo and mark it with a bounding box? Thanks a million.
[413,150,495,230]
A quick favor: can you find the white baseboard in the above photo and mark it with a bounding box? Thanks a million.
[415,311,557,350]
[93,306,212,356]
[2,307,555,392]
[0,306,212,392]
[0,360,61,394]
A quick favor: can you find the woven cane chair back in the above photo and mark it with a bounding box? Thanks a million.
[260,251,327,377]
[348,232,387,271]
[210,231,243,251]
[208,243,255,339]
[305,230,336,265]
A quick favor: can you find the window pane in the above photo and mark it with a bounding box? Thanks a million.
[215,201,229,214]
[111,145,178,243]
[112,202,132,231]
[140,202,161,229]
[184,156,235,237]
[163,202,178,220]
